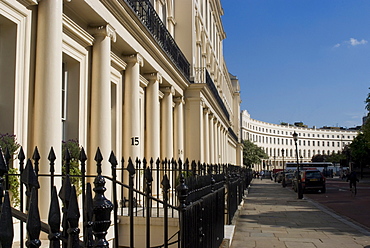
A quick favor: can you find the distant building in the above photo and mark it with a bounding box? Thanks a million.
[241,110,358,171]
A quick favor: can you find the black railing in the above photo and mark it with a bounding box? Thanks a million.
[205,70,230,120]
[0,146,251,248]
[228,127,239,143]
[120,0,190,80]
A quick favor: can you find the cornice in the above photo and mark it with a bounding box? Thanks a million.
[140,75,149,88]
[17,0,38,6]
[63,14,94,47]
[111,52,127,71]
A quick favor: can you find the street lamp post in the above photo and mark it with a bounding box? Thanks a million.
[281,149,286,187]
[293,132,303,199]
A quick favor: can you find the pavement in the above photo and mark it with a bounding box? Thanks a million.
[230,178,370,248]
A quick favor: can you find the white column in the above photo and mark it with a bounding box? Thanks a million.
[220,127,223,164]
[33,0,63,217]
[209,114,215,164]
[174,96,185,162]
[160,86,174,159]
[144,72,161,160]
[89,24,116,175]
[123,54,143,161]
[216,122,221,163]
[184,98,203,162]
[214,119,219,163]
[203,108,209,163]
[223,128,227,164]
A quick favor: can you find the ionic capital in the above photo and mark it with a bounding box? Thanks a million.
[174,96,185,105]
[89,24,116,42]
[124,53,144,67]
[160,86,175,95]
[144,72,162,84]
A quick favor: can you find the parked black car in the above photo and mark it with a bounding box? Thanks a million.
[293,170,326,193]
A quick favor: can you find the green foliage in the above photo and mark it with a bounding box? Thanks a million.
[62,139,82,195]
[349,133,370,167]
[312,152,345,163]
[294,122,308,128]
[8,167,20,207]
[343,89,370,172]
[242,139,268,167]
[365,87,370,113]
[0,133,20,157]
[0,133,21,207]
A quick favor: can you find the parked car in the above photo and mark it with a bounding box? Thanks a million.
[276,171,284,183]
[292,170,326,193]
[284,173,294,186]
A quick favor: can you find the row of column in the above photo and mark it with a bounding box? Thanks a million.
[202,106,228,164]
[31,0,185,214]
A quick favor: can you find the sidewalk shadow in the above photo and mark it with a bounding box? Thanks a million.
[242,180,370,237]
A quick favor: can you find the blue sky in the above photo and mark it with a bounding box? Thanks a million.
[221,0,370,128]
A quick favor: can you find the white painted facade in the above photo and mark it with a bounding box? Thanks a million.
[1,0,242,246]
[1,0,241,220]
[241,110,358,171]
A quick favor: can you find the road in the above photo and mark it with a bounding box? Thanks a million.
[300,177,370,231]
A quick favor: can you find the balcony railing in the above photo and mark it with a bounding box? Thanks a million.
[122,0,190,79]
[205,70,230,120]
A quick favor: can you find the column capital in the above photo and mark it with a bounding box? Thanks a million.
[144,72,162,84]
[89,24,116,42]
[204,108,211,115]
[174,96,185,104]
[160,86,175,95]
[124,53,144,67]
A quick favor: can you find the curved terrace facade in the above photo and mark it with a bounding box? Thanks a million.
[241,110,358,171]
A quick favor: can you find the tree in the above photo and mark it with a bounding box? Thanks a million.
[311,154,327,162]
[365,87,370,113]
[349,133,370,177]
[242,139,268,167]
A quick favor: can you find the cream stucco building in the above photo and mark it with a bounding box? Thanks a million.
[1,0,243,245]
[241,110,358,171]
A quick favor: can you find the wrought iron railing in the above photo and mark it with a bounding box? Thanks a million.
[0,146,251,248]
[121,0,190,80]
[228,127,239,143]
[205,70,230,120]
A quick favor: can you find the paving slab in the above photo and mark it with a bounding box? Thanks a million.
[230,179,370,248]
